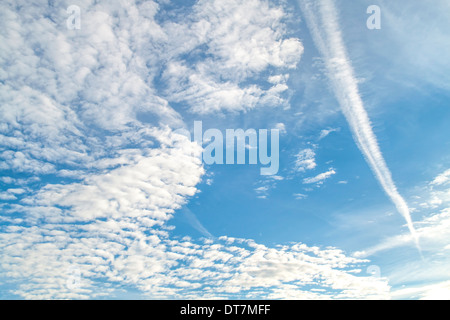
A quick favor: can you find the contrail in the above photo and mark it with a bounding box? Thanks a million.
[299,0,420,250]
[181,207,214,239]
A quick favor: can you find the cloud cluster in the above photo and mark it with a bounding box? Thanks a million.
[160,0,304,114]
[295,149,317,172]
[0,215,391,299]
[294,148,336,186]
[0,0,389,299]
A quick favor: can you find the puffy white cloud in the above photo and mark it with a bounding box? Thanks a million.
[319,128,340,140]
[160,0,304,113]
[255,186,269,199]
[1,0,303,176]
[0,217,391,299]
[0,0,388,300]
[0,193,17,201]
[295,148,317,172]
[274,123,287,134]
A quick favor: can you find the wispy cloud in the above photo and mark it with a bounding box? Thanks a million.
[299,0,419,248]
[181,208,214,239]
[431,169,450,186]
[355,169,450,258]
[161,0,304,114]
[0,213,391,299]
[303,169,336,185]
[274,123,287,134]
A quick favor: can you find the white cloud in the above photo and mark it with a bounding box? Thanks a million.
[0,0,390,300]
[6,188,27,195]
[303,169,336,184]
[0,0,184,179]
[355,207,450,259]
[275,123,287,134]
[268,74,290,85]
[0,0,304,181]
[160,0,304,114]
[294,193,308,200]
[319,127,340,140]
[431,169,450,186]
[255,186,269,199]
[254,173,286,199]
[269,175,284,181]
[181,208,213,239]
[295,148,317,172]
[0,0,304,176]
[0,193,17,201]
[0,212,391,299]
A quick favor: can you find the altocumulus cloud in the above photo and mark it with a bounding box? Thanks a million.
[0,0,389,299]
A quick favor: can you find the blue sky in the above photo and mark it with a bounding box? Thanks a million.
[0,0,449,299]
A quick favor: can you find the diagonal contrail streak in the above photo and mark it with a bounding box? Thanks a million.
[299,0,420,250]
